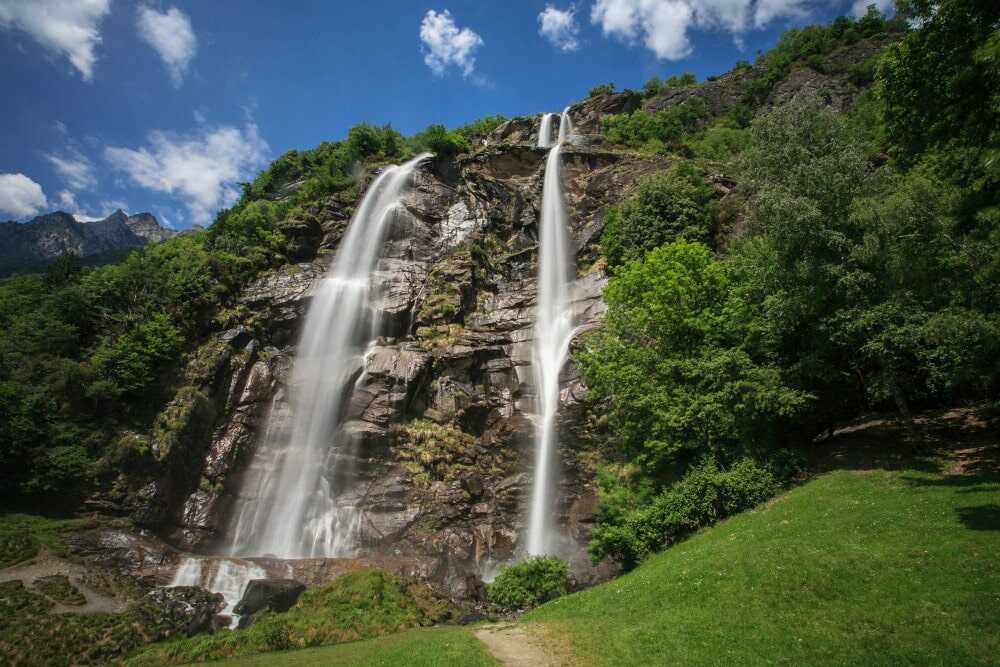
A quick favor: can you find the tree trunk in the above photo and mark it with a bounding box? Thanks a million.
[889,375,920,444]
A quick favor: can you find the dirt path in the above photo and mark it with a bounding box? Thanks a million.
[475,623,562,667]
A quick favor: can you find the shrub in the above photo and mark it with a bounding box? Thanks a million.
[602,98,708,150]
[589,82,615,97]
[589,458,777,567]
[409,124,471,157]
[488,557,569,610]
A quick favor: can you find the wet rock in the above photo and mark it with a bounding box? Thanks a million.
[233,578,305,615]
[145,585,225,636]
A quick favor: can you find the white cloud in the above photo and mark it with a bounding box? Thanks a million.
[0,174,48,218]
[420,9,484,77]
[56,189,77,211]
[539,4,581,52]
[45,148,96,191]
[591,0,819,61]
[104,123,269,225]
[136,5,197,86]
[0,0,110,80]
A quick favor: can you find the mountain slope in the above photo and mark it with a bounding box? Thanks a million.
[0,209,174,276]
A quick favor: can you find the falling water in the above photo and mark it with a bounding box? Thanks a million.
[527,136,576,555]
[226,153,431,559]
[557,106,574,144]
[537,112,555,148]
[171,556,266,627]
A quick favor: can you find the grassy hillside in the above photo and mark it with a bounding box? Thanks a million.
[522,415,1000,666]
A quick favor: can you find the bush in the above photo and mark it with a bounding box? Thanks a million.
[602,98,708,150]
[601,165,716,267]
[409,124,471,157]
[589,458,777,567]
[488,556,569,610]
[589,82,615,97]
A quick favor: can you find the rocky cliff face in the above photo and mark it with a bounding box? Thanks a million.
[0,209,174,275]
[89,41,891,598]
[109,113,670,597]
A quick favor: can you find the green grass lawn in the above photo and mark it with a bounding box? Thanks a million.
[524,452,1000,665]
[194,627,498,666]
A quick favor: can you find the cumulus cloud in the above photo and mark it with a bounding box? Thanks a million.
[0,0,110,80]
[420,9,484,77]
[0,174,48,218]
[136,5,197,86]
[539,4,581,52]
[45,148,96,191]
[104,123,269,225]
[591,0,817,60]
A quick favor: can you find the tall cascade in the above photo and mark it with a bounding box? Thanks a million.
[537,112,555,148]
[527,107,576,555]
[557,105,574,144]
[226,153,431,560]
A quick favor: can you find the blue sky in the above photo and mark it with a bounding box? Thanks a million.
[0,1,884,229]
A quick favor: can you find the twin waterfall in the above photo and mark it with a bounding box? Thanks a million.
[227,153,432,558]
[175,109,578,610]
[528,107,576,555]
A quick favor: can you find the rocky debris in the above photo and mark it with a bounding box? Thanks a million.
[145,586,225,636]
[232,578,305,615]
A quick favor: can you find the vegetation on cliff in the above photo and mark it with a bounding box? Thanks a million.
[577,0,1000,568]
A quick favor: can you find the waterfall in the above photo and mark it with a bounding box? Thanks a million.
[537,113,555,148]
[171,556,266,627]
[557,106,574,144]
[527,131,576,555]
[226,152,431,559]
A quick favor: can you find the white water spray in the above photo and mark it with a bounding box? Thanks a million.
[537,113,555,148]
[171,556,266,627]
[527,112,576,555]
[226,153,431,559]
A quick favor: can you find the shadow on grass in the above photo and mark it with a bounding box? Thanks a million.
[811,406,1000,480]
[956,505,1000,531]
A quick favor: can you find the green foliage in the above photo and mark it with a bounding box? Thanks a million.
[86,312,183,402]
[589,457,777,567]
[33,574,86,606]
[453,113,507,145]
[602,98,708,151]
[690,123,751,160]
[589,82,615,97]
[601,165,716,267]
[743,7,898,102]
[877,0,999,236]
[409,124,471,157]
[643,72,697,97]
[0,514,90,567]
[578,242,809,479]
[128,569,460,665]
[487,556,569,610]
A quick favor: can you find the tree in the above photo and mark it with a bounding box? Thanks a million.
[601,165,716,268]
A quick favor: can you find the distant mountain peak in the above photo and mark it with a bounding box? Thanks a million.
[0,208,176,276]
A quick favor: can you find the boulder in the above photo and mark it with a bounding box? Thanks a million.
[232,578,306,616]
[144,586,225,636]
